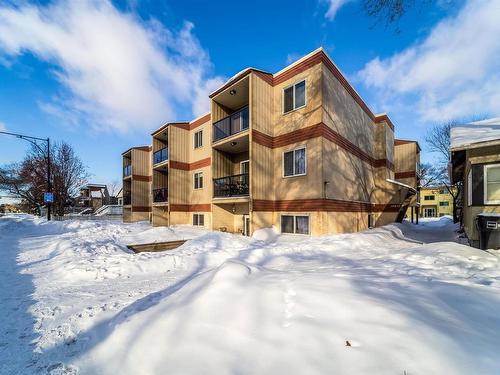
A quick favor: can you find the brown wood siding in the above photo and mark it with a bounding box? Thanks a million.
[132,206,151,212]
[253,199,401,213]
[395,171,416,179]
[170,157,211,171]
[252,123,394,170]
[170,204,211,212]
[132,174,152,182]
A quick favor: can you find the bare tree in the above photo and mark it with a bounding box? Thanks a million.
[419,162,445,187]
[0,142,88,216]
[107,179,121,197]
[425,121,461,222]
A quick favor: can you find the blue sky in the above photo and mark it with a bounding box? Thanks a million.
[0,0,499,188]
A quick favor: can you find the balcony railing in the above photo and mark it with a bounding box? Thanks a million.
[123,165,132,177]
[213,173,249,198]
[213,106,249,142]
[123,195,131,205]
[153,147,168,165]
[153,188,168,203]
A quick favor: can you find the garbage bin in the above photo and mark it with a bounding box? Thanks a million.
[477,213,500,250]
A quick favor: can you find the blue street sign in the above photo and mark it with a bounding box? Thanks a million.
[44,192,54,203]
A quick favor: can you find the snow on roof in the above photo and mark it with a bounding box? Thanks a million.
[450,117,500,150]
[90,191,103,198]
[386,178,417,193]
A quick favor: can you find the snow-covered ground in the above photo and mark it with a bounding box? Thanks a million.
[1,215,500,374]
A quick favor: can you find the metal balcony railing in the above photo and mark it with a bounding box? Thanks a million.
[213,106,249,142]
[153,147,168,165]
[123,195,131,205]
[153,188,168,203]
[213,173,249,198]
[123,165,132,177]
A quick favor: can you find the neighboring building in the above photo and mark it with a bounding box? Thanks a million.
[419,186,454,218]
[450,117,500,248]
[395,139,421,223]
[123,48,420,235]
[78,184,110,211]
[122,146,152,222]
[116,188,123,206]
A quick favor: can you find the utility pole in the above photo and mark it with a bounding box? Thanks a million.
[0,131,52,220]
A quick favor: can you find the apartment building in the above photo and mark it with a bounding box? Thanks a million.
[394,139,421,223]
[123,48,419,235]
[419,187,454,218]
[122,146,152,222]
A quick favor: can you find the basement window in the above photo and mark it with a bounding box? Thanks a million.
[193,213,205,226]
[283,80,306,113]
[283,147,306,177]
[281,215,310,234]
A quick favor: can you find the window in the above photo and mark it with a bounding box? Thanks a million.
[240,160,249,175]
[283,80,306,113]
[281,215,310,234]
[468,168,472,206]
[194,130,203,149]
[283,147,306,177]
[424,195,435,201]
[439,201,449,206]
[193,213,205,226]
[485,164,500,204]
[194,172,203,189]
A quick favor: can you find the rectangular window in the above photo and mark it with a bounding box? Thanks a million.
[194,130,203,149]
[281,215,310,234]
[283,80,306,113]
[194,172,203,189]
[485,164,500,204]
[424,195,435,201]
[468,169,472,206]
[283,147,307,177]
[439,201,449,206]
[193,213,205,226]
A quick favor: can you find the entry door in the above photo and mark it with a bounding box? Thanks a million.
[242,215,250,236]
[424,207,436,217]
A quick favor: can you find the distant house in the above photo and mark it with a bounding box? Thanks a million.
[418,186,455,218]
[450,117,500,248]
[78,183,110,211]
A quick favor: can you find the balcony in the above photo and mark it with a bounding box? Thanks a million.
[123,165,132,177]
[153,188,168,203]
[213,106,249,143]
[213,173,249,198]
[123,195,131,205]
[153,147,168,165]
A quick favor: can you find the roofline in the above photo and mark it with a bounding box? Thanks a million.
[395,139,421,152]
[151,122,189,136]
[122,145,151,155]
[208,47,396,131]
[450,138,500,152]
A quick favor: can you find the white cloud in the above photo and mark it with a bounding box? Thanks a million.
[357,0,500,122]
[0,121,6,131]
[0,1,224,133]
[324,0,352,20]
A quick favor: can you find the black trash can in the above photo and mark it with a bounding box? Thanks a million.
[477,214,500,250]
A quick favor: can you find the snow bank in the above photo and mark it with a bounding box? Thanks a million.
[2,215,500,374]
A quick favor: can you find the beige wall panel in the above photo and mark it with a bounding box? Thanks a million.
[189,122,212,162]
[323,211,369,234]
[273,138,323,200]
[170,211,190,226]
[212,101,231,124]
[212,150,233,179]
[251,143,275,201]
[152,206,169,227]
[152,170,168,190]
[272,64,323,136]
[169,169,190,205]
[132,180,151,207]
[394,143,416,173]
[170,126,189,162]
[251,74,273,134]
[131,149,151,176]
[322,140,375,202]
[190,166,212,204]
[123,208,132,222]
[322,65,374,157]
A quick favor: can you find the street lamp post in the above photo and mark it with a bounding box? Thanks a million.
[0,131,52,220]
